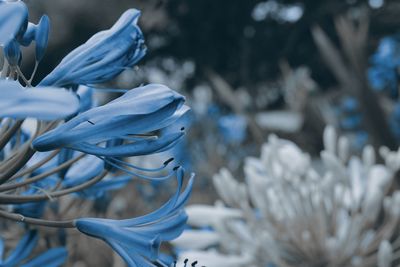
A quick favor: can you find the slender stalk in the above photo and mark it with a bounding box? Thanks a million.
[0,171,107,204]
[16,67,31,87]
[28,61,39,83]
[0,209,75,228]
[0,145,35,184]
[9,149,60,180]
[0,120,24,151]
[0,153,84,192]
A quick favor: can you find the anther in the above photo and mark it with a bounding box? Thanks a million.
[163,158,174,165]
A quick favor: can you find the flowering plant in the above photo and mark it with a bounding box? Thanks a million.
[0,1,193,266]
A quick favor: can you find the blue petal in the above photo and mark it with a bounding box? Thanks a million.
[39,9,146,86]
[3,231,38,266]
[63,155,104,187]
[69,130,184,157]
[20,247,68,267]
[76,86,94,112]
[0,80,79,121]
[0,1,28,46]
[75,220,161,259]
[76,175,131,198]
[137,210,188,241]
[34,15,50,61]
[115,172,194,227]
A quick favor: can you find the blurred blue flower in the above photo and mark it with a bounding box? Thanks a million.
[20,247,68,267]
[39,9,146,87]
[368,36,400,97]
[0,230,67,267]
[218,114,247,144]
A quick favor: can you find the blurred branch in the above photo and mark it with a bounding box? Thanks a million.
[312,12,397,149]
[205,69,264,145]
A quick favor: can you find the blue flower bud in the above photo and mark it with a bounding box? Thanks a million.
[4,38,21,66]
[35,15,50,61]
[39,9,146,86]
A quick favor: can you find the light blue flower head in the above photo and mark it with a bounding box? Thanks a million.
[39,9,146,87]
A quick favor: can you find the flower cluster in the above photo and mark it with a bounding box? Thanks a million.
[174,126,400,267]
[0,0,193,266]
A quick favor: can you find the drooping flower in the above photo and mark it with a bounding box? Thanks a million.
[75,168,194,266]
[39,9,146,87]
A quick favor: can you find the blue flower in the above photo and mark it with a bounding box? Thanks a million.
[218,114,247,144]
[368,36,400,97]
[0,80,79,121]
[32,84,188,157]
[75,168,194,266]
[39,9,146,87]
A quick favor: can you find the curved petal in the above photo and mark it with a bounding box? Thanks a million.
[0,80,79,121]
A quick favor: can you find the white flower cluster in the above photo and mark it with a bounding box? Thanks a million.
[173,126,400,267]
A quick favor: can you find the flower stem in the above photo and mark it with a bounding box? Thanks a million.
[0,209,75,228]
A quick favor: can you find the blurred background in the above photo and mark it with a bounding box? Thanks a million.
[18,1,400,264]
[23,0,400,199]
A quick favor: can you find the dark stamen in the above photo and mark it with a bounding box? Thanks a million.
[163,158,174,165]
[173,166,180,171]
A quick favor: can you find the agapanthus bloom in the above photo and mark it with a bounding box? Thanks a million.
[0,1,192,266]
